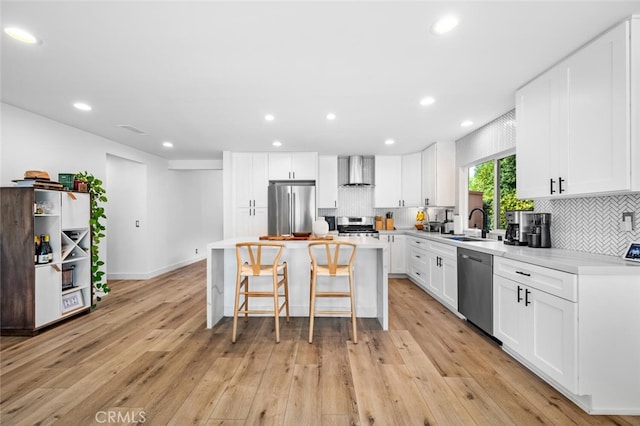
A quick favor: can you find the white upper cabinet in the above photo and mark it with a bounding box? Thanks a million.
[375,156,402,207]
[401,152,422,207]
[375,154,422,208]
[421,142,455,207]
[317,155,338,208]
[517,20,634,198]
[234,153,268,208]
[268,152,318,181]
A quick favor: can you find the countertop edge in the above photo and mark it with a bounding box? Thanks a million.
[402,230,640,276]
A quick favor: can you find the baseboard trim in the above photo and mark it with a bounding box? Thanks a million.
[107,256,205,281]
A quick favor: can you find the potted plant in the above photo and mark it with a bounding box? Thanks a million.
[74,171,109,305]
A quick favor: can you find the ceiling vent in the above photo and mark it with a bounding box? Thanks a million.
[117,124,146,135]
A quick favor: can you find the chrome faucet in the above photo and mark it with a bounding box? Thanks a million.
[468,208,488,238]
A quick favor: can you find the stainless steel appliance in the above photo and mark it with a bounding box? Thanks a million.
[504,210,533,246]
[337,216,379,238]
[458,248,494,336]
[324,215,336,231]
[268,181,316,236]
[531,213,552,248]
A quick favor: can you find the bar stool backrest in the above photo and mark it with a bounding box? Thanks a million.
[308,241,357,275]
[236,242,284,275]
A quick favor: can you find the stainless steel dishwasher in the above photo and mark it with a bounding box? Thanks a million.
[458,247,494,336]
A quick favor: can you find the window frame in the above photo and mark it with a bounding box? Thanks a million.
[464,150,519,232]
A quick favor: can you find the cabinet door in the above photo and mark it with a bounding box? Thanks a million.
[252,207,269,236]
[291,153,318,180]
[401,153,422,207]
[440,255,457,310]
[516,66,567,199]
[268,153,292,180]
[493,275,526,354]
[427,255,443,296]
[234,153,254,208]
[235,207,253,237]
[61,192,89,229]
[421,145,436,206]
[529,288,578,393]
[565,22,629,195]
[318,155,338,208]
[251,153,269,207]
[390,234,406,274]
[35,265,61,327]
[375,156,402,207]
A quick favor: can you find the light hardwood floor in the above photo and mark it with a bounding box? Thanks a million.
[1,261,638,425]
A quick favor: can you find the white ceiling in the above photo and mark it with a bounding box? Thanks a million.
[2,1,639,160]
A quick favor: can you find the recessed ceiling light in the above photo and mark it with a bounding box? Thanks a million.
[4,27,39,44]
[265,114,275,122]
[272,140,282,147]
[431,15,459,35]
[420,97,435,106]
[385,139,395,145]
[460,120,473,127]
[162,141,173,148]
[326,113,336,120]
[73,102,92,111]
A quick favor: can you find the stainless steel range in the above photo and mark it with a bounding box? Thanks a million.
[337,216,379,238]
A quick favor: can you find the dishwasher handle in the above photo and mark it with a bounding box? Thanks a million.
[461,254,485,263]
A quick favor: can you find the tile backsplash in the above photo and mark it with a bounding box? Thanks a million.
[535,193,640,257]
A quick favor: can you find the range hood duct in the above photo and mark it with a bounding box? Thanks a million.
[345,155,370,186]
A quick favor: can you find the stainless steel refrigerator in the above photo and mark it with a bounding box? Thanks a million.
[268,181,316,236]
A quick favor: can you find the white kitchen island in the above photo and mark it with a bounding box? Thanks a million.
[206,236,389,330]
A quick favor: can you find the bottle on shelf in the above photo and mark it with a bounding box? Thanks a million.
[38,234,52,264]
[34,236,40,264]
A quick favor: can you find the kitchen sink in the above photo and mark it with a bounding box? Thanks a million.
[443,236,494,242]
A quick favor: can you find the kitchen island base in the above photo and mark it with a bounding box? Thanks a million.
[207,237,388,330]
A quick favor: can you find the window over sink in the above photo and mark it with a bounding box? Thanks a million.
[468,154,533,231]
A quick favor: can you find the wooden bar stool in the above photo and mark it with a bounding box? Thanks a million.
[233,242,290,343]
[307,241,358,344]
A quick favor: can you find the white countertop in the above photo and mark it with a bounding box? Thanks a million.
[401,230,640,276]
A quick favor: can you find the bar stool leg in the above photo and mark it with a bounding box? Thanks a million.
[349,270,357,344]
[283,263,290,321]
[308,269,317,343]
[232,272,243,343]
[273,273,281,343]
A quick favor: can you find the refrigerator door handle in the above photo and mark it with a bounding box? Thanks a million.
[292,192,296,232]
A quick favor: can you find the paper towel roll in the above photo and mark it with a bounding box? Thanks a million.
[453,215,463,235]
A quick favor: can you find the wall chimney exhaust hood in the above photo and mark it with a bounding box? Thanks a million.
[344,155,371,186]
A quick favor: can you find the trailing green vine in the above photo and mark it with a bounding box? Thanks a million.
[74,171,109,305]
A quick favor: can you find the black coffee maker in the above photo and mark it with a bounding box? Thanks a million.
[504,210,533,245]
[530,213,552,248]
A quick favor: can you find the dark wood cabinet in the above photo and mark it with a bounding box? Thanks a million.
[1,187,91,335]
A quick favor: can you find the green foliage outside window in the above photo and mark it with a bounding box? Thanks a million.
[468,155,533,230]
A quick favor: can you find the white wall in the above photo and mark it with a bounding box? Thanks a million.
[1,103,223,280]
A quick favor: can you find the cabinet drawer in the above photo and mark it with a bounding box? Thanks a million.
[428,240,457,259]
[494,257,577,302]
[408,261,427,288]
[408,236,429,250]
[408,246,428,268]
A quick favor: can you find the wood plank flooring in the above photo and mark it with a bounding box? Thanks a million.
[1,260,639,425]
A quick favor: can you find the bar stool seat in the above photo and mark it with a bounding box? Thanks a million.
[307,241,357,344]
[233,242,289,343]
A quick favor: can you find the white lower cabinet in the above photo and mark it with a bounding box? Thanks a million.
[35,265,62,327]
[382,234,406,274]
[494,274,577,393]
[407,236,457,313]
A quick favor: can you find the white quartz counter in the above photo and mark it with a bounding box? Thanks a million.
[400,230,640,276]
